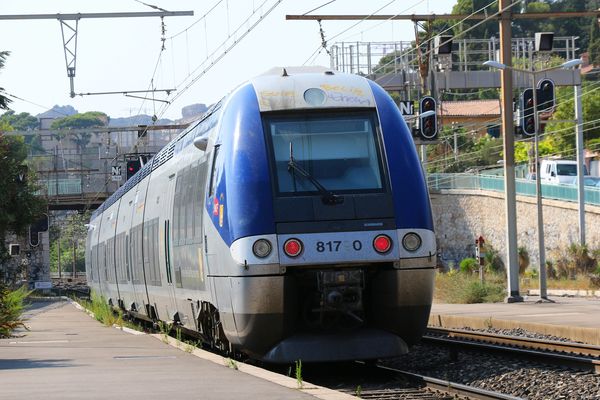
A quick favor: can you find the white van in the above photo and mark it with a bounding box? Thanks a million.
[539,159,588,184]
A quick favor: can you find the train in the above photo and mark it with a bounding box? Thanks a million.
[86,66,436,363]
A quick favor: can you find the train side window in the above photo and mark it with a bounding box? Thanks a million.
[208,145,221,198]
[173,174,183,245]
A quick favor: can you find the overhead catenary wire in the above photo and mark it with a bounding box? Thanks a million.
[155,0,285,119]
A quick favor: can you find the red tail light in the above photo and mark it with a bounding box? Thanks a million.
[283,238,303,257]
[373,234,392,254]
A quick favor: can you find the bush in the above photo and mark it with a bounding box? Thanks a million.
[518,246,530,275]
[459,258,478,274]
[483,243,504,273]
[0,285,30,338]
[550,244,598,279]
[434,271,505,304]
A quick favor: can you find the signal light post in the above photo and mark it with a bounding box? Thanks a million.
[419,96,438,140]
[484,58,581,302]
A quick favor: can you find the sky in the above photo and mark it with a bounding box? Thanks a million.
[0,0,455,121]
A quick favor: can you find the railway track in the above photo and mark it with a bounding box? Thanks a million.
[364,365,521,400]
[424,327,600,374]
[302,360,518,400]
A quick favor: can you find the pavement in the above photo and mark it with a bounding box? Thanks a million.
[430,295,600,345]
[0,300,353,400]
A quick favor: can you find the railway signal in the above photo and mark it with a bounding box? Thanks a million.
[537,78,555,112]
[419,96,438,140]
[126,159,142,179]
[521,88,535,136]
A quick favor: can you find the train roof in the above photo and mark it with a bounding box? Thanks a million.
[250,66,375,112]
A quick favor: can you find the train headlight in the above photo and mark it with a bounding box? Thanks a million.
[252,239,272,258]
[373,234,392,254]
[303,88,326,106]
[402,233,422,252]
[283,238,303,258]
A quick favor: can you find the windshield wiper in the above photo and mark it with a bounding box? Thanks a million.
[288,142,344,205]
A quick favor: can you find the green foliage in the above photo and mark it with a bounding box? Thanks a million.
[295,359,303,389]
[0,111,38,131]
[50,111,107,130]
[518,246,530,275]
[547,82,600,154]
[459,257,478,273]
[82,291,123,327]
[482,243,504,273]
[50,112,107,150]
[0,51,11,110]
[0,285,30,337]
[49,211,89,274]
[0,135,46,271]
[434,271,505,304]
[549,243,599,279]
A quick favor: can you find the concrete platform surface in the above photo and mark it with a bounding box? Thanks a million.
[430,296,600,345]
[0,300,344,400]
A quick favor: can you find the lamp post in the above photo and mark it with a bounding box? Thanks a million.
[483,58,582,301]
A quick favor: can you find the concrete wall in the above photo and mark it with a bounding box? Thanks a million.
[430,189,600,268]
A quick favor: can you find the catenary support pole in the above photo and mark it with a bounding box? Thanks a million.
[575,83,586,245]
[498,0,522,302]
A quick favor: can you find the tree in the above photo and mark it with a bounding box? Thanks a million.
[0,135,47,277]
[50,111,107,151]
[546,82,600,154]
[0,51,11,110]
[0,111,38,131]
[49,211,89,276]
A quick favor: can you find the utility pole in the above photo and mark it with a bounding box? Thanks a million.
[575,84,586,244]
[453,122,458,161]
[498,0,522,302]
[288,8,593,303]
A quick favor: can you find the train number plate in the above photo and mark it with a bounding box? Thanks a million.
[315,240,363,253]
[278,231,399,265]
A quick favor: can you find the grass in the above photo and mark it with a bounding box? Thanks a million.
[225,357,238,370]
[434,271,506,304]
[0,286,31,338]
[521,274,599,291]
[295,360,303,389]
[79,292,123,327]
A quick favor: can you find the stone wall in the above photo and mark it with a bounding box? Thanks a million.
[430,190,600,268]
[2,232,50,287]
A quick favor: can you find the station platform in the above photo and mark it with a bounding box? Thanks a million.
[0,299,352,400]
[429,295,600,345]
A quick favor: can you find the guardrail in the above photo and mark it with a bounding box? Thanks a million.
[428,173,600,206]
[37,179,82,196]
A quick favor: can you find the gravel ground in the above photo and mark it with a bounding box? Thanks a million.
[458,327,586,344]
[384,343,600,399]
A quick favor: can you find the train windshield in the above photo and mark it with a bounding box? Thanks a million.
[264,111,385,194]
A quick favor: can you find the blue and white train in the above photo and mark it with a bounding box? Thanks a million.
[86,66,436,363]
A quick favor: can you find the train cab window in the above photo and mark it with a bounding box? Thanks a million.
[263,111,385,195]
[208,145,221,198]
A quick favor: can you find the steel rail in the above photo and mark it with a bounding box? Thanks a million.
[376,365,521,400]
[423,330,600,374]
[427,327,600,357]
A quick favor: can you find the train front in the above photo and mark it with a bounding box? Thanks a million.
[213,67,435,363]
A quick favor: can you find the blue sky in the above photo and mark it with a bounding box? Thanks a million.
[0,0,456,120]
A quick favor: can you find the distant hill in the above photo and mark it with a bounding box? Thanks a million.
[35,103,208,127]
[36,105,77,119]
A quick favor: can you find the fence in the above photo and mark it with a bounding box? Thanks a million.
[428,173,600,206]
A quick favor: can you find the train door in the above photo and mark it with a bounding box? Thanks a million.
[162,173,178,315]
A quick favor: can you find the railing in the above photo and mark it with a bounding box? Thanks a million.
[37,178,82,196]
[330,37,579,76]
[428,173,600,206]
